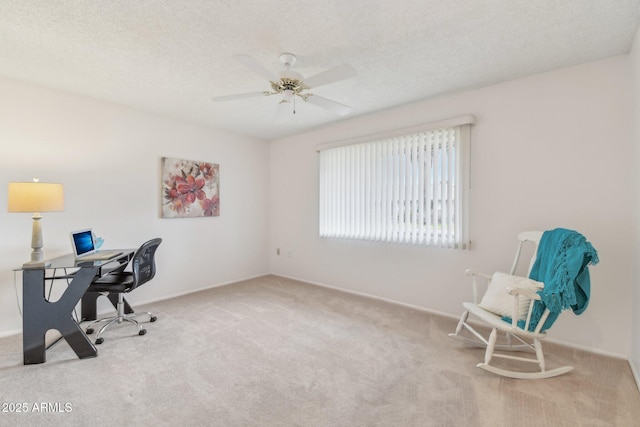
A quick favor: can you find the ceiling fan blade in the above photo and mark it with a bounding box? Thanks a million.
[303,64,357,89]
[304,95,352,116]
[233,54,277,82]
[211,91,267,102]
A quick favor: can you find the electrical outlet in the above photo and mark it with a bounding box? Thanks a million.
[276,248,280,255]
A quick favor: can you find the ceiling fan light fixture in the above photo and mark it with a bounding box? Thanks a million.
[282,89,294,101]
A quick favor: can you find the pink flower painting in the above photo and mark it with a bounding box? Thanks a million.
[162,157,220,218]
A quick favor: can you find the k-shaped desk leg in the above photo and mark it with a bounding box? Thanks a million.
[23,267,99,364]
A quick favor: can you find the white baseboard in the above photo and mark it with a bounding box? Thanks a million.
[630,358,640,393]
[271,273,630,360]
[271,272,460,319]
[5,269,637,384]
[93,272,271,317]
[0,328,21,339]
[544,337,628,360]
[1,272,272,337]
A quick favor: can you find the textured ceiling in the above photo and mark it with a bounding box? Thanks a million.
[1,1,639,140]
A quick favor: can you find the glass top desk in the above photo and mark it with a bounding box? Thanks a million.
[18,250,134,364]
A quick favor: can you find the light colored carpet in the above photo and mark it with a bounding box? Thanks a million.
[0,275,638,426]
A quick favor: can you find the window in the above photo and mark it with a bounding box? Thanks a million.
[318,117,473,248]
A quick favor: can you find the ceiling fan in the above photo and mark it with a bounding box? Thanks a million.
[211,53,357,118]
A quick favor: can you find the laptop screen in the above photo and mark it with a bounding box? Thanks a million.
[71,229,95,257]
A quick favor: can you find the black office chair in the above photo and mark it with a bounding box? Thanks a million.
[85,238,162,345]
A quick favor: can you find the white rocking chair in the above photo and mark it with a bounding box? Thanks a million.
[449,231,573,379]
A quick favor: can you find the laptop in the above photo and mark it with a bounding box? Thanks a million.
[70,229,122,261]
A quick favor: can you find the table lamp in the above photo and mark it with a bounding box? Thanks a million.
[7,179,65,268]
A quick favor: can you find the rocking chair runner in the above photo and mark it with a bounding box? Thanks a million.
[449,229,598,379]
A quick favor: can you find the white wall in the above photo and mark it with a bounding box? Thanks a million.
[631,25,640,385]
[270,55,634,357]
[0,76,270,336]
[1,52,635,360]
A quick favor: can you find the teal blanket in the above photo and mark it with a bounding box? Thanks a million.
[514,228,598,332]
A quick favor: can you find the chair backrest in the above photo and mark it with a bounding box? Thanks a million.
[509,231,543,277]
[129,238,162,292]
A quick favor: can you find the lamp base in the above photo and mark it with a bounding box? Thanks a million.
[22,260,51,269]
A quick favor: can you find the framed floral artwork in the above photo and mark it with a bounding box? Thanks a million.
[161,157,220,218]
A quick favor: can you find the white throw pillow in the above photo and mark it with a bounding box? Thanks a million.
[478,272,544,320]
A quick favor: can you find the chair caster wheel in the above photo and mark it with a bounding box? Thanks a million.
[150,316,157,322]
[86,328,94,335]
[95,338,104,345]
[139,329,147,336]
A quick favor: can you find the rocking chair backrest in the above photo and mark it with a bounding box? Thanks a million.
[509,231,544,277]
[508,231,554,333]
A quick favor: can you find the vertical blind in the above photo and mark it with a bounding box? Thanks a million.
[319,124,470,248]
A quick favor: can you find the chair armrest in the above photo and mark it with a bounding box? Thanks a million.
[507,287,541,301]
[505,286,542,329]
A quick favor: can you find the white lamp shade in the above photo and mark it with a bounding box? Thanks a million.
[8,182,65,213]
